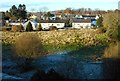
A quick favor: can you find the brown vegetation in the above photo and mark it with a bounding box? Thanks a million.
[11,25,24,32]
[103,41,120,59]
[12,33,47,58]
[103,11,120,40]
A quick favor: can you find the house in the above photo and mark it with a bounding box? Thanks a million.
[8,22,23,26]
[8,20,23,26]
[29,14,38,20]
[8,19,27,26]
[23,19,39,30]
[74,15,99,27]
[40,20,68,30]
[80,15,99,19]
[72,19,92,28]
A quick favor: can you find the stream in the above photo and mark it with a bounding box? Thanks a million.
[33,52,103,79]
[2,51,120,80]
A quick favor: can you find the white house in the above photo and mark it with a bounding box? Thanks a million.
[9,22,23,26]
[8,19,27,26]
[72,19,92,28]
[23,19,39,30]
[29,14,38,20]
[75,15,99,20]
[81,15,99,19]
[40,20,68,30]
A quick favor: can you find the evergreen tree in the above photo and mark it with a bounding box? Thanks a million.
[8,4,27,20]
[9,5,18,19]
[26,22,33,31]
[36,23,42,31]
[18,4,27,19]
[96,16,103,27]
[4,11,11,20]
[46,12,51,17]
[10,5,18,17]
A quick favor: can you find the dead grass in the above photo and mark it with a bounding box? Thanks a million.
[103,41,120,58]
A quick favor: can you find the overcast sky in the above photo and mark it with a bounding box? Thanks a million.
[0,0,119,12]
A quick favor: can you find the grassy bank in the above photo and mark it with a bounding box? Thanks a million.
[2,28,113,64]
[2,29,110,52]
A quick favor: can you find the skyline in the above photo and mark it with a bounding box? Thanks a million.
[0,0,119,12]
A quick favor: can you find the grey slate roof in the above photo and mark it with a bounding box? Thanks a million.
[72,19,91,23]
[40,20,69,23]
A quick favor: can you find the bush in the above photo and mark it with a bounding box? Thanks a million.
[95,33,109,44]
[12,33,47,71]
[36,23,42,31]
[26,22,33,31]
[97,27,107,33]
[11,25,24,32]
[85,26,89,29]
[11,26,18,32]
[96,16,103,27]
[49,26,57,30]
[2,27,11,31]
[17,24,24,31]
[13,33,46,58]
[103,41,120,59]
[103,12,120,41]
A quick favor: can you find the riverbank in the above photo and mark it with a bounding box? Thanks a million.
[2,28,110,52]
[2,46,120,80]
[2,28,120,80]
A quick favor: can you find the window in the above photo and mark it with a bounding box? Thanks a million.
[57,24,60,26]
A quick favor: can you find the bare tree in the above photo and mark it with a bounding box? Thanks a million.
[38,8,43,20]
[31,8,36,14]
[41,7,48,14]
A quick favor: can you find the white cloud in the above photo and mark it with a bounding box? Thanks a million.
[0,0,119,3]
[0,0,118,11]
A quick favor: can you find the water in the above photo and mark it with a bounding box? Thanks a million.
[2,51,120,79]
[33,52,103,79]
